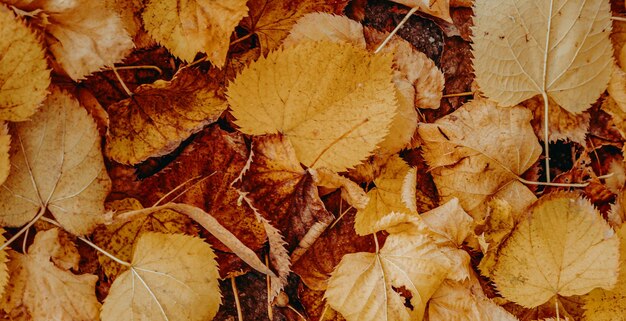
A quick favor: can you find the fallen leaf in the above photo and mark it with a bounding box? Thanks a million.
[283,13,366,48]
[100,232,221,321]
[0,123,9,186]
[391,0,452,22]
[418,98,542,221]
[521,95,590,145]
[0,229,100,320]
[0,87,111,235]
[472,0,613,113]
[478,199,518,277]
[142,0,248,65]
[0,5,49,121]
[355,154,418,235]
[0,229,8,299]
[105,67,228,165]
[493,192,620,308]
[240,0,348,52]
[227,41,397,172]
[8,0,134,80]
[311,167,369,210]
[608,188,626,227]
[93,198,198,279]
[106,0,154,48]
[325,228,452,321]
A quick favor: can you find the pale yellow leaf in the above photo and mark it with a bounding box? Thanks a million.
[325,230,452,321]
[105,68,228,165]
[283,13,366,48]
[472,0,613,113]
[227,41,397,172]
[493,193,620,308]
[142,0,248,65]
[0,229,100,321]
[418,99,541,222]
[101,232,221,321]
[355,154,417,235]
[380,76,419,154]
[478,199,517,277]
[606,66,626,139]
[0,87,111,235]
[391,0,452,22]
[0,5,49,121]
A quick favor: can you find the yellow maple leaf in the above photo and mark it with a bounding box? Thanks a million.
[0,4,50,121]
[142,0,248,65]
[492,192,620,308]
[391,0,452,22]
[227,41,397,172]
[0,229,100,320]
[105,68,228,165]
[418,98,541,222]
[355,154,418,235]
[472,0,613,113]
[0,87,111,235]
[100,232,221,321]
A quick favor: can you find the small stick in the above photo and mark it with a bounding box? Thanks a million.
[375,7,420,54]
[231,276,244,321]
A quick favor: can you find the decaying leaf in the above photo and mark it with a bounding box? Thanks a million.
[227,41,397,172]
[521,95,590,144]
[0,87,111,235]
[472,0,613,113]
[7,0,134,80]
[390,0,452,22]
[418,98,542,221]
[355,154,418,235]
[493,193,620,308]
[142,0,248,65]
[105,68,228,165]
[101,232,221,321]
[0,5,50,121]
[0,229,100,320]
[283,13,366,48]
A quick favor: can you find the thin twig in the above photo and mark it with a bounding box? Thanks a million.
[231,276,244,321]
[106,65,163,75]
[375,7,420,54]
[442,91,474,98]
[112,66,133,97]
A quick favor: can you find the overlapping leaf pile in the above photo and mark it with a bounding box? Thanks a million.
[0,0,625,320]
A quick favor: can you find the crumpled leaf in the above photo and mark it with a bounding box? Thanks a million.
[240,0,348,52]
[105,68,228,165]
[472,0,613,113]
[227,41,397,172]
[101,232,221,321]
[283,13,366,48]
[521,95,590,145]
[325,228,452,321]
[418,98,542,221]
[355,154,418,235]
[93,198,198,280]
[7,0,134,80]
[390,0,452,22]
[0,229,100,321]
[0,5,49,121]
[582,224,626,321]
[142,0,248,65]
[0,87,111,235]
[493,192,620,308]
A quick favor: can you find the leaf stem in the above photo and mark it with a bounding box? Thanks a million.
[373,232,380,253]
[107,65,163,75]
[112,66,133,97]
[374,7,419,54]
[555,297,560,321]
[0,206,46,252]
[612,16,626,22]
[541,92,551,183]
[231,276,244,321]
[442,91,474,98]
[517,176,588,187]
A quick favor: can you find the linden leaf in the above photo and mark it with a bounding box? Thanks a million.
[492,193,620,308]
[390,0,452,22]
[7,0,134,80]
[582,224,626,321]
[142,0,248,65]
[325,230,452,321]
[93,198,198,280]
[418,99,541,221]
[0,87,111,235]
[283,13,366,48]
[472,0,613,113]
[0,123,9,186]
[0,229,100,321]
[227,41,397,172]
[355,154,418,235]
[105,68,228,165]
[0,4,49,121]
[101,232,221,321]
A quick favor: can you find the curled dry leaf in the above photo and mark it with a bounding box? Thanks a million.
[283,13,366,48]
[105,68,228,165]
[227,41,397,172]
[472,0,613,113]
[0,5,49,121]
[418,98,542,222]
[521,95,590,145]
[493,192,620,308]
[0,87,111,235]
[7,0,133,80]
[0,229,100,320]
[390,0,452,22]
[142,0,248,65]
[100,232,221,321]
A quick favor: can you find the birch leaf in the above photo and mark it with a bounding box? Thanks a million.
[493,192,620,308]
[0,4,50,121]
[0,87,111,235]
[472,0,613,113]
[227,41,397,172]
[101,232,221,321]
